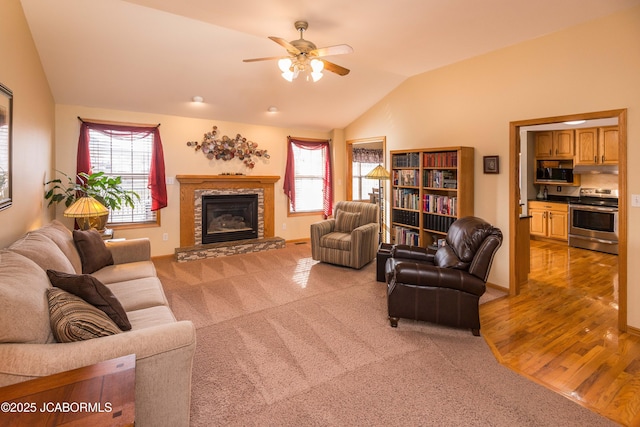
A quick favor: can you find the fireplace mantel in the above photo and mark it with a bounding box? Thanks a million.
[176,175,280,247]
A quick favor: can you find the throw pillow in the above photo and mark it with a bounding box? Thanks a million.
[335,211,361,233]
[47,287,121,343]
[46,270,131,331]
[73,229,114,274]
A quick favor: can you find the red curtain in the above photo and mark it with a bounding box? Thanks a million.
[283,137,333,218]
[76,120,167,211]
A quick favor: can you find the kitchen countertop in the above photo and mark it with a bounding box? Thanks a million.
[529,195,579,204]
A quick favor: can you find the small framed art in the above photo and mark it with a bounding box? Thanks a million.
[483,155,499,174]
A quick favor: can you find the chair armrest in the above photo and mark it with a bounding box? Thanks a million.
[106,238,151,264]
[310,219,335,260]
[391,262,486,296]
[310,219,335,238]
[391,244,434,263]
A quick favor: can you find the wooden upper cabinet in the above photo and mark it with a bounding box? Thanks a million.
[535,130,573,158]
[575,126,619,165]
[535,131,554,158]
[600,126,619,165]
[554,130,574,158]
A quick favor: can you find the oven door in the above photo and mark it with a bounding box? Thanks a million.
[568,204,618,254]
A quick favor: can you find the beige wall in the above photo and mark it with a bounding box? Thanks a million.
[0,0,55,248]
[54,105,337,256]
[345,7,640,327]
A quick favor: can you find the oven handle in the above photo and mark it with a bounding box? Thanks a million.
[570,235,618,245]
[569,204,618,213]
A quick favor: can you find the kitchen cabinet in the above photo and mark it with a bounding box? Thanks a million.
[529,201,568,241]
[575,126,619,166]
[535,130,574,159]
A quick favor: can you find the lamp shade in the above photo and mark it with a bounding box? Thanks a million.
[365,164,391,180]
[63,196,109,218]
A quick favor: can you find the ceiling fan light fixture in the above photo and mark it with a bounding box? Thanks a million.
[278,58,292,73]
[310,59,324,72]
[281,71,294,82]
[311,72,323,82]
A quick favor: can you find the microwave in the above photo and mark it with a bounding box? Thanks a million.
[536,167,574,183]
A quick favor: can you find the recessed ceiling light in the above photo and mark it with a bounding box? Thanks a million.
[192,96,204,103]
[267,106,278,113]
[563,120,586,125]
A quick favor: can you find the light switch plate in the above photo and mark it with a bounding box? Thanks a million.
[632,194,640,207]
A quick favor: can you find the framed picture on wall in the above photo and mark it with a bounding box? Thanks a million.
[0,83,12,211]
[483,155,499,174]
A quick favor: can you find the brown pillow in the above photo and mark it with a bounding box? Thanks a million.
[47,288,121,343]
[335,211,361,233]
[46,270,131,331]
[73,229,114,274]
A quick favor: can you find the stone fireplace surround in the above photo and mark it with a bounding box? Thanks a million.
[175,175,284,261]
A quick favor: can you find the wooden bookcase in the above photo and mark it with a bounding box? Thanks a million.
[390,147,474,248]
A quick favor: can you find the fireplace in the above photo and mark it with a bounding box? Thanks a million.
[201,194,258,244]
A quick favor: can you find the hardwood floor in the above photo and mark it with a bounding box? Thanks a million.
[481,240,640,426]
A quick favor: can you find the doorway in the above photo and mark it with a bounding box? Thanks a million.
[509,109,627,331]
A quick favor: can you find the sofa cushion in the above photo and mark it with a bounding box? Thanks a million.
[91,260,157,285]
[320,232,351,251]
[106,277,169,312]
[46,270,131,331]
[0,251,54,344]
[9,232,75,274]
[73,229,114,274]
[34,220,83,274]
[127,305,177,330]
[335,210,361,233]
[47,287,121,342]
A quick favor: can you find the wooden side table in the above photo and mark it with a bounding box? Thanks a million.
[0,354,135,426]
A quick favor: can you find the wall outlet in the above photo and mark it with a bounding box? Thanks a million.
[632,194,640,207]
[162,233,169,241]
[165,176,175,185]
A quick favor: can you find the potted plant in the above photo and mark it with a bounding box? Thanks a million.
[44,171,139,230]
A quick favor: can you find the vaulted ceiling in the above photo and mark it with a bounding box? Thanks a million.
[20,0,640,131]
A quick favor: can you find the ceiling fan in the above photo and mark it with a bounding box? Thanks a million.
[243,21,353,82]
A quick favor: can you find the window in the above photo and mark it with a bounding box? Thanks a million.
[352,162,379,201]
[78,120,167,227]
[284,137,332,217]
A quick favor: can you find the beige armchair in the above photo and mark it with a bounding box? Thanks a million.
[310,201,379,269]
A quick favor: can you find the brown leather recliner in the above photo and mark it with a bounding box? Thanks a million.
[385,216,503,336]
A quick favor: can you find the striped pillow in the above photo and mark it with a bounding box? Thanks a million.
[335,211,361,233]
[47,287,121,343]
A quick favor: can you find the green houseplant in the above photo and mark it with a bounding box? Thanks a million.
[44,171,139,229]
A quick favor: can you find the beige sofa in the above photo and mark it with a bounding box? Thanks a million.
[0,220,196,427]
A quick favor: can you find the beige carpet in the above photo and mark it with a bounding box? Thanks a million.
[154,243,614,426]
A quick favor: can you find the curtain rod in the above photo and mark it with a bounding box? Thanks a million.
[77,116,160,128]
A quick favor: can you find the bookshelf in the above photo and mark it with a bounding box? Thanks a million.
[390,147,474,247]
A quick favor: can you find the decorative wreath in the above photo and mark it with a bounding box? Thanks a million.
[186,126,270,168]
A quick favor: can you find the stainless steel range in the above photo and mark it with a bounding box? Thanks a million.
[568,188,618,255]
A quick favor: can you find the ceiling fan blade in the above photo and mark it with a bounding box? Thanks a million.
[268,36,301,55]
[321,59,350,76]
[243,56,283,63]
[310,44,353,58]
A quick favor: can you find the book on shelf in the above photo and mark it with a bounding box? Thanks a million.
[392,152,420,168]
[423,194,457,216]
[392,209,419,227]
[393,169,419,186]
[423,151,457,168]
[392,188,420,210]
[423,213,456,233]
[423,170,457,189]
[395,226,420,246]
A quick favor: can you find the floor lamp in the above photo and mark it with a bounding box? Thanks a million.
[365,164,391,244]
